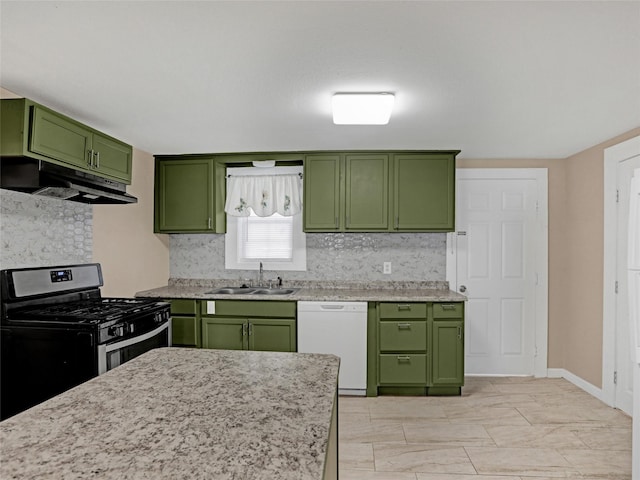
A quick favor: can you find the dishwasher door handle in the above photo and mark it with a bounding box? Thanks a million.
[320,305,345,310]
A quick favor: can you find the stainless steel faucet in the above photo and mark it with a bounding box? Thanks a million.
[258,262,264,287]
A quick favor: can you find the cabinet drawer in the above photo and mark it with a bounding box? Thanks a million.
[170,299,197,315]
[379,321,426,352]
[433,303,463,319]
[379,354,427,385]
[379,303,426,319]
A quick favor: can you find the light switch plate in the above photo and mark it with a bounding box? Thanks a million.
[383,262,392,274]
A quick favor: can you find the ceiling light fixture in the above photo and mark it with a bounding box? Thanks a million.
[332,93,395,125]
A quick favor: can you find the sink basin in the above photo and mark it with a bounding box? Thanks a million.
[205,287,299,295]
[250,288,299,295]
[206,287,257,295]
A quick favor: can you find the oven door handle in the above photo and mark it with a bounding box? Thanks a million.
[104,321,170,353]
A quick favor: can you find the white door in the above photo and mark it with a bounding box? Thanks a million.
[614,155,640,414]
[603,136,640,417]
[449,169,548,376]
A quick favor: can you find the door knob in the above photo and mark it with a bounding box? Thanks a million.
[459,285,467,293]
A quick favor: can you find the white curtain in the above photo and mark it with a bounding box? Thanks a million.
[225,174,303,217]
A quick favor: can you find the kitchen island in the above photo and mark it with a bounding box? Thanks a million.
[0,348,340,480]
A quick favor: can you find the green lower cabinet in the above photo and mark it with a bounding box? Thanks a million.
[169,299,201,348]
[248,319,296,352]
[371,301,464,396]
[202,317,296,352]
[431,320,464,386]
[202,317,246,350]
[200,300,297,353]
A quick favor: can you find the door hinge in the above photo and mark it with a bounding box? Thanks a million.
[616,189,620,203]
[614,371,618,384]
[615,280,619,294]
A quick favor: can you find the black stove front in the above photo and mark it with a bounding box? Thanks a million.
[0,264,171,420]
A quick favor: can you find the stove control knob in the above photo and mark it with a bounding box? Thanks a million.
[108,325,126,337]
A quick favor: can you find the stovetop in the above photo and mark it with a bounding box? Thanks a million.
[8,298,167,325]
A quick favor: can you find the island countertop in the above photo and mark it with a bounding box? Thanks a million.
[0,348,340,480]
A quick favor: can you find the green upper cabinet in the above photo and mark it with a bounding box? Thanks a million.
[302,150,458,233]
[345,154,389,230]
[304,154,342,231]
[1,99,132,183]
[154,156,225,233]
[393,153,455,231]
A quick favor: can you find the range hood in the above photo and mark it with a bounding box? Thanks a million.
[0,158,137,204]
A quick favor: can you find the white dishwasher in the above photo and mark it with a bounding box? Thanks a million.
[297,301,368,395]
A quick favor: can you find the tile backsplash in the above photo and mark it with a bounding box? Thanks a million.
[170,232,446,282]
[0,190,92,270]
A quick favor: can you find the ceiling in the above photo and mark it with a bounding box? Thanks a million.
[1,1,639,159]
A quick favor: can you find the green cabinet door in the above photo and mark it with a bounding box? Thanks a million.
[345,154,388,230]
[304,154,342,231]
[155,158,215,232]
[393,153,455,231]
[172,316,200,347]
[248,318,296,352]
[30,106,92,170]
[91,132,133,182]
[431,320,464,385]
[202,317,246,350]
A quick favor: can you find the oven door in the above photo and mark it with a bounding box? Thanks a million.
[97,320,171,374]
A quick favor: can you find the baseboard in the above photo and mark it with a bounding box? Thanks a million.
[547,368,607,405]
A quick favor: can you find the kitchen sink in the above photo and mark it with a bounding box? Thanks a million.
[206,287,257,295]
[250,288,299,295]
[205,287,299,295]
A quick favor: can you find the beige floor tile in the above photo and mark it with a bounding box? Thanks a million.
[491,382,570,395]
[339,470,418,480]
[567,426,633,450]
[485,425,586,448]
[559,448,632,477]
[443,405,530,425]
[465,446,580,477]
[370,403,448,423]
[463,392,538,409]
[339,396,372,415]
[416,475,521,480]
[373,444,476,474]
[340,421,407,444]
[517,405,632,427]
[403,423,495,447]
[339,442,375,471]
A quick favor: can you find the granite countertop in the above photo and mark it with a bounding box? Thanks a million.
[0,348,340,480]
[136,280,467,303]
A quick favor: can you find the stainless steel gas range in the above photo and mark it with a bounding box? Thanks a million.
[0,263,171,420]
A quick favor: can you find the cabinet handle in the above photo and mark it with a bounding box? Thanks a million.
[248,322,253,336]
[207,217,212,229]
[397,304,411,311]
[87,149,94,167]
[441,304,457,311]
[458,326,462,339]
[94,151,100,169]
[397,356,411,362]
[242,323,247,336]
[397,323,411,329]
[395,216,399,229]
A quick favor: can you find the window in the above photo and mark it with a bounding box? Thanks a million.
[225,166,306,271]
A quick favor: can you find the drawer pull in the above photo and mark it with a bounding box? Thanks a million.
[397,323,411,329]
[458,326,462,339]
[441,304,457,310]
[397,304,412,311]
[397,356,411,362]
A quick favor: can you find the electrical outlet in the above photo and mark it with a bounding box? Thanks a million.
[383,262,392,274]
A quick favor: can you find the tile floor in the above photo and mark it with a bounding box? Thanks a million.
[338,376,632,479]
